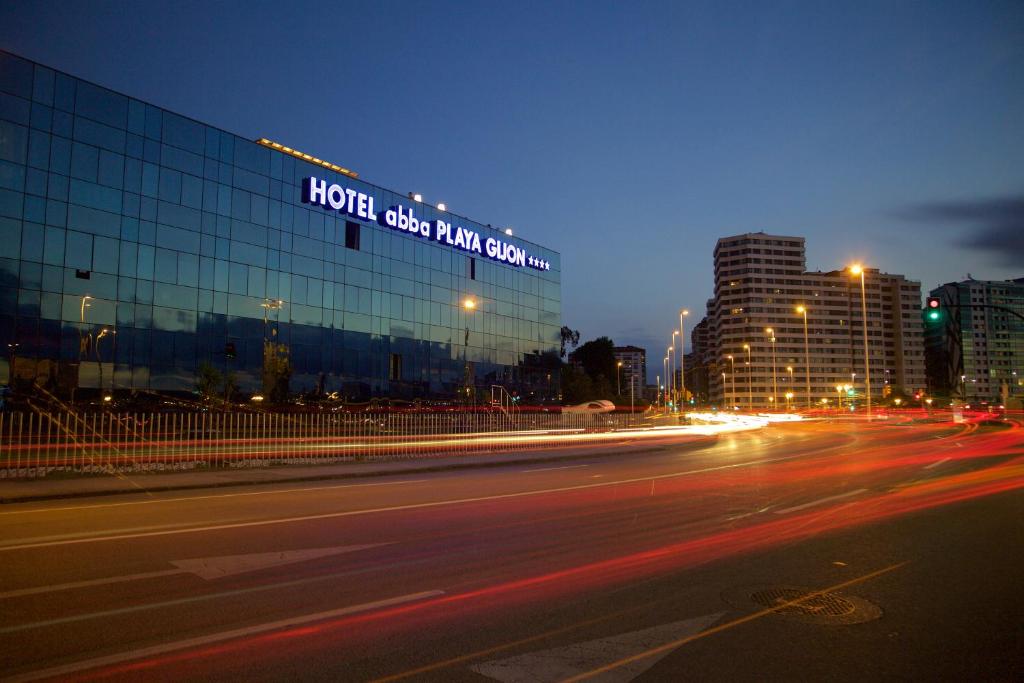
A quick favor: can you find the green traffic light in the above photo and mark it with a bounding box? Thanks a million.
[928,310,940,321]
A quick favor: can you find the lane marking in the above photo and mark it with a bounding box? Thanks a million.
[521,465,590,473]
[0,543,392,599]
[0,478,431,516]
[470,612,725,682]
[924,457,952,470]
[562,562,908,682]
[0,569,184,600]
[773,489,868,514]
[5,590,444,683]
[0,452,812,552]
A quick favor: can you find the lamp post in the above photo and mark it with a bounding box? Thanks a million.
[462,298,476,402]
[796,305,811,409]
[785,391,794,411]
[848,264,871,418]
[672,330,680,410]
[743,343,752,410]
[616,360,623,396]
[726,354,735,409]
[765,328,777,408]
[679,309,689,408]
[663,357,669,408]
[786,366,794,391]
[721,372,727,408]
[668,345,676,410]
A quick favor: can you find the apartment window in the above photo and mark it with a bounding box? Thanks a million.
[389,353,402,381]
[469,257,476,280]
[345,221,360,250]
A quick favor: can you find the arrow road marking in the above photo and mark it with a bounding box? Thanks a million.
[0,543,389,599]
[470,612,724,683]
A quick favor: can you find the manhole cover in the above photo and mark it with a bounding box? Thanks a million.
[722,585,882,625]
[751,588,857,617]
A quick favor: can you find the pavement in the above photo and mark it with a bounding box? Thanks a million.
[0,436,703,504]
[2,419,1021,682]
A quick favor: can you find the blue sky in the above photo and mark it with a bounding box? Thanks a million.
[2,0,1022,374]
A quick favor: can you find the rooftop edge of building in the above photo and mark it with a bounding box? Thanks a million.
[0,48,561,258]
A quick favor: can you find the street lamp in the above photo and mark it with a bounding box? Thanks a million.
[743,343,752,410]
[796,305,811,409]
[786,365,794,388]
[765,328,777,408]
[668,345,675,410]
[785,391,794,410]
[616,360,623,396]
[672,329,680,410]
[726,354,736,409]
[848,264,871,418]
[679,309,689,408]
[462,298,477,401]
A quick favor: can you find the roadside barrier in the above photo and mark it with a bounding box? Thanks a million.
[0,410,646,478]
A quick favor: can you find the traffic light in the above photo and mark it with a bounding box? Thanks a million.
[925,297,941,322]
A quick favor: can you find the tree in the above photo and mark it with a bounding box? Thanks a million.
[559,326,580,358]
[573,337,617,387]
[262,341,292,403]
[196,363,223,402]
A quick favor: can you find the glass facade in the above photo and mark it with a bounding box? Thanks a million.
[0,51,562,400]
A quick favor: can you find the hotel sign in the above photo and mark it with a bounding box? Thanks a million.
[303,177,550,271]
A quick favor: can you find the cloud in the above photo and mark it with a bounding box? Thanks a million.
[896,195,1024,267]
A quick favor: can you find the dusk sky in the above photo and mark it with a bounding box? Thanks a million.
[3,0,1022,377]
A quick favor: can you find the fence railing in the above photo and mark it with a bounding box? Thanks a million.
[0,409,647,478]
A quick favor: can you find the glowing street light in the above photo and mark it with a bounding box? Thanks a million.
[726,354,736,409]
[796,305,811,409]
[765,328,777,408]
[679,309,689,408]
[617,360,624,396]
[743,343,752,410]
[848,264,872,418]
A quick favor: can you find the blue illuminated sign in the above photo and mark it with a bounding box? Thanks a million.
[303,177,550,271]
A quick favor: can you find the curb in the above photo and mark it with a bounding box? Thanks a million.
[0,438,715,504]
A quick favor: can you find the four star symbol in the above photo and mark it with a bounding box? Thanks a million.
[525,255,551,270]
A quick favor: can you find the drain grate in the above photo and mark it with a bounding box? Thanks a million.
[751,588,857,617]
[722,584,883,625]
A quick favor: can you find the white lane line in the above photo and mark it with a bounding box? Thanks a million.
[0,478,430,515]
[521,465,590,473]
[773,489,869,514]
[924,457,952,470]
[0,569,184,600]
[0,452,811,552]
[5,590,444,683]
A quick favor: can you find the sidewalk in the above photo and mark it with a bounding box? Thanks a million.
[0,438,705,504]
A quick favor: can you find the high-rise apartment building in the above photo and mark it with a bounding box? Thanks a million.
[707,233,926,409]
[612,345,646,399]
[924,277,1024,403]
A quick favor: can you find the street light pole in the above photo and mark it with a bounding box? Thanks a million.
[797,305,811,409]
[679,309,689,409]
[616,360,623,396]
[726,354,735,409]
[743,343,752,410]
[766,328,777,408]
[849,265,872,418]
[668,345,675,411]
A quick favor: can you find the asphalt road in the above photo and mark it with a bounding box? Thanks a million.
[1,418,1022,682]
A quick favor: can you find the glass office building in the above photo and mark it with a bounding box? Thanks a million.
[0,51,562,401]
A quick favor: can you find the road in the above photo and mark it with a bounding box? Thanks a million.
[1,417,1022,682]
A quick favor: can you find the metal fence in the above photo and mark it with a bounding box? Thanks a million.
[0,410,647,478]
